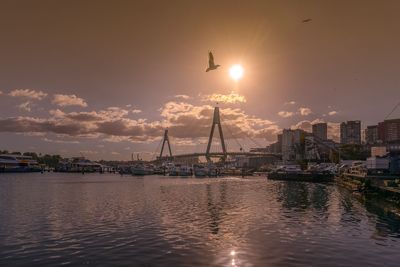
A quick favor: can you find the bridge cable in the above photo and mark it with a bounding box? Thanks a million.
[219,114,244,151]
[152,136,164,160]
[384,100,400,120]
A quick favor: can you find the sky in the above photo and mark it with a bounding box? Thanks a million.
[1,0,400,160]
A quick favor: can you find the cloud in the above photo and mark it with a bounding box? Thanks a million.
[131,109,142,114]
[0,100,281,145]
[9,89,47,100]
[43,138,80,144]
[174,94,190,100]
[160,101,279,141]
[202,92,246,104]
[328,111,338,116]
[278,111,294,118]
[284,101,296,105]
[52,94,88,107]
[79,150,98,154]
[17,101,33,112]
[299,107,312,116]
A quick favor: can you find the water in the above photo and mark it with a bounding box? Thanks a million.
[1,173,399,266]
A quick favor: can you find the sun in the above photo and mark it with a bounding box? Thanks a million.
[229,64,244,81]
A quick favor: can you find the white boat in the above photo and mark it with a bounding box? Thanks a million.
[193,164,208,177]
[178,165,192,177]
[131,163,147,176]
[168,165,180,176]
[0,154,42,173]
[275,165,302,173]
[207,164,218,177]
[56,157,102,172]
[169,164,192,177]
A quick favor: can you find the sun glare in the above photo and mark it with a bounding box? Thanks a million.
[229,64,244,81]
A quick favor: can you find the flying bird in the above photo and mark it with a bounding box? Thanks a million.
[206,51,220,72]
[302,18,312,23]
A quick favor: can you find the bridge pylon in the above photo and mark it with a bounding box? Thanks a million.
[160,129,172,158]
[206,106,227,162]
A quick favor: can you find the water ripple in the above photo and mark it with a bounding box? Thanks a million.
[0,173,400,266]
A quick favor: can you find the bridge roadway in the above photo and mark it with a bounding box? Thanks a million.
[160,152,281,160]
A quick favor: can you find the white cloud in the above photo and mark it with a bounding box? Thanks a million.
[43,138,80,144]
[9,89,47,100]
[278,111,294,118]
[202,92,246,104]
[52,94,88,107]
[17,101,33,112]
[131,109,142,114]
[299,107,312,116]
[175,94,190,100]
[79,150,98,154]
[328,111,338,116]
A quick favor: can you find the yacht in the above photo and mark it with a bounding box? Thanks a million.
[268,164,333,182]
[131,163,147,176]
[0,154,42,173]
[169,164,192,177]
[178,165,192,177]
[193,164,208,177]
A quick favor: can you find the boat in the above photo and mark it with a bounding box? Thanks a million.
[131,163,147,176]
[178,165,192,177]
[207,163,219,177]
[168,167,179,176]
[193,164,208,177]
[267,164,334,182]
[169,164,192,177]
[55,157,102,173]
[0,154,42,173]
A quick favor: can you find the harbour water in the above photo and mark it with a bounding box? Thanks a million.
[1,173,399,266]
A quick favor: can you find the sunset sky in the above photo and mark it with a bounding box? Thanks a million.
[1,0,400,160]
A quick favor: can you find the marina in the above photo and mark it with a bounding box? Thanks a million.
[1,1,400,266]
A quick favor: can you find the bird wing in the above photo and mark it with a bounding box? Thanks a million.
[208,52,215,66]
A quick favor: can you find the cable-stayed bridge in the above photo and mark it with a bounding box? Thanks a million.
[155,106,280,163]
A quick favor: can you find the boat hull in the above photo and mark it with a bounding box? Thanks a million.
[268,171,334,182]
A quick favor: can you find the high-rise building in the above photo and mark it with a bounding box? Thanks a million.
[340,120,361,145]
[312,123,327,140]
[282,129,305,162]
[365,125,379,144]
[376,119,400,144]
[384,119,400,143]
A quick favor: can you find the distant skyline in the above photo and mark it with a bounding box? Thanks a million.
[1,0,400,160]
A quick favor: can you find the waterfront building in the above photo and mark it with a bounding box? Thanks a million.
[266,133,282,154]
[282,129,305,162]
[340,120,361,145]
[0,154,42,172]
[371,146,387,157]
[312,123,327,140]
[383,119,400,142]
[366,125,379,144]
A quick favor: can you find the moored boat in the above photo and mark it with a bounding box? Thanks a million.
[131,163,147,176]
[0,154,42,173]
[193,164,207,177]
[267,165,334,182]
